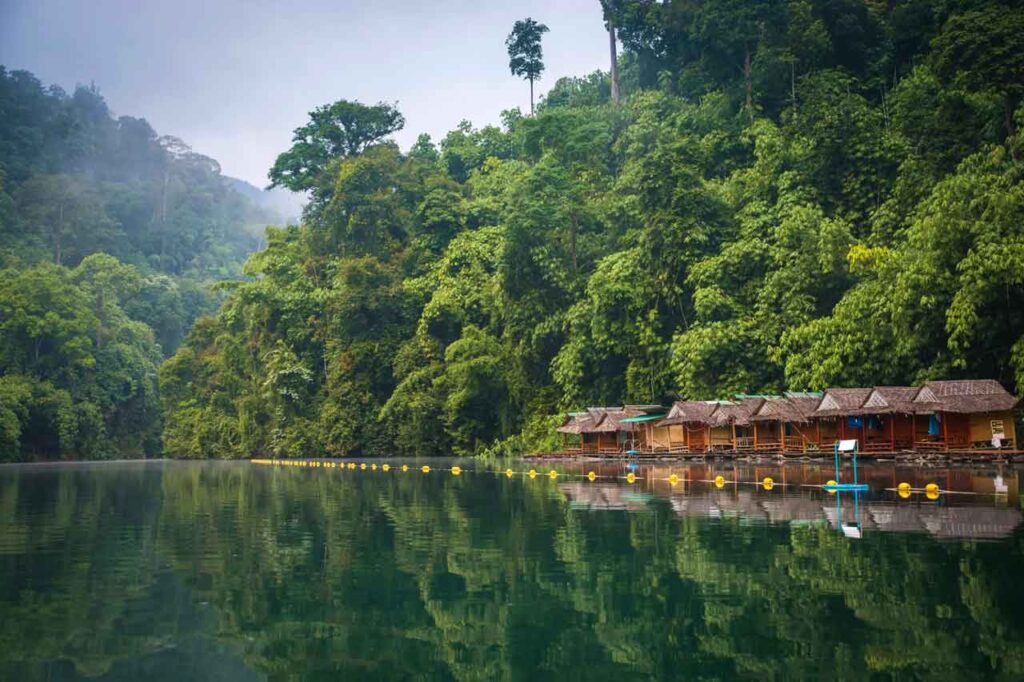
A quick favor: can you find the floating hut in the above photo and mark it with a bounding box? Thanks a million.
[851,386,937,452]
[551,378,1019,458]
[558,405,664,455]
[813,387,874,445]
[749,393,822,453]
[912,380,1018,450]
[707,398,764,452]
[653,401,719,453]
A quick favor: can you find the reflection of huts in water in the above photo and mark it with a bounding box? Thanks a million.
[866,503,1022,540]
[749,394,822,453]
[559,483,652,510]
[661,490,1024,540]
[918,507,1023,540]
[760,495,830,523]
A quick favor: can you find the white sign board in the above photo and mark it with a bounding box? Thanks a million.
[838,439,858,452]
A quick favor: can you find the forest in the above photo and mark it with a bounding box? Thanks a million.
[0,67,285,459]
[3,0,1024,460]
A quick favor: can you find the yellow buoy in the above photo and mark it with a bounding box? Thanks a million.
[528,469,537,479]
[668,474,679,485]
[762,477,774,491]
[714,475,726,488]
[626,472,636,484]
[926,489,940,501]
[925,482,940,494]
[421,465,430,473]
[348,463,356,470]
[382,464,390,472]
[825,479,837,494]
[587,471,597,481]
[898,487,912,499]
[548,470,558,479]
[402,464,409,472]
[505,468,514,478]
[897,481,911,492]
[360,463,367,470]
[371,463,377,470]
[451,466,461,475]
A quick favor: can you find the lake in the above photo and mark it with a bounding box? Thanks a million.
[1,459,1023,681]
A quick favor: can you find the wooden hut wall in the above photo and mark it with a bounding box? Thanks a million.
[686,425,708,450]
[890,415,916,449]
[754,421,781,447]
[969,411,1016,446]
[709,425,733,447]
[818,419,839,445]
[668,425,686,445]
[647,423,672,449]
[944,413,971,448]
[913,414,935,443]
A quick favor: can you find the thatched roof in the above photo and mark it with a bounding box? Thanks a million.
[814,388,872,417]
[657,400,719,426]
[853,386,934,415]
[556,413,592,434]
[751,396,819,423]
[575,407,645,433]
[916,380,1019,414]
[708,398,765,427]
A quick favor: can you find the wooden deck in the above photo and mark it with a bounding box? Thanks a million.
[531,444,1024,461]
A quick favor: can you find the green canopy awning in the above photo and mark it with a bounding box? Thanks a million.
[619,414,666,423]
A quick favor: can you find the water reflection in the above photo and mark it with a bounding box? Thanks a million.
[0,460,1022,680]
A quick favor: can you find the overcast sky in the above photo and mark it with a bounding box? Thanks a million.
[0,0,609,186]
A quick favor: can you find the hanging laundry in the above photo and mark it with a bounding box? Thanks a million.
[928,414,941,437]
[868,415,882,431]
[847,416,863,429]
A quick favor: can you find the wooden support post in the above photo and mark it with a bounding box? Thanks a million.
[941,412,948,451]
[754,423,759,450]
[890,415,895,452]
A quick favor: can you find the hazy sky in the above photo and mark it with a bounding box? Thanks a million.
[0,0,609,186]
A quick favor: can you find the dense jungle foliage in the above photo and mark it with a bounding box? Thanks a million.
[3,0,1024,461]
[162,0,1024,459]
[0,67,281,460]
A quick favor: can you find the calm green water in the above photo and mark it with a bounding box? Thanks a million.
[1,460,1023,681]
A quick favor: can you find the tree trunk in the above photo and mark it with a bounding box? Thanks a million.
[608,21,620,106]
[529,77,535,115]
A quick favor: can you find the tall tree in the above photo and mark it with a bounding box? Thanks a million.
[506,18,550,115]
[268,99,405,192]
[600,1,621,105]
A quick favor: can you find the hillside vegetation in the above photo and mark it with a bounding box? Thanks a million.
[161,0,1024,458]
[0,68,280,459]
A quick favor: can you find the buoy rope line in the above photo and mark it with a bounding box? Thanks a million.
[248,460,798,490]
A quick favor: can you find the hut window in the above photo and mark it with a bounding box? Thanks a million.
[991,419,1004,435]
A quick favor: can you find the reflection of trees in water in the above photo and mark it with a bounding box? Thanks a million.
[0,462,1022,680]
